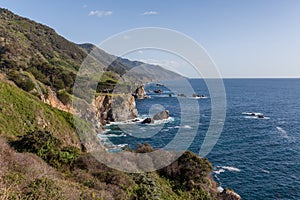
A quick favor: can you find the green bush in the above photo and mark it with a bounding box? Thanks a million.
[8,71,35,92]
[57,90,71,105]
[11,130,80,171]
[25,177,64,200]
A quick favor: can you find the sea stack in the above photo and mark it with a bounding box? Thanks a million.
[133,85,147,99]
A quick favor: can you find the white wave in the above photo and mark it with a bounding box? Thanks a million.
[98,133,126,139]
[106,118,143,126]
[242,112,263,116]
[102,129,111,133]
[276,126,288,138]
[183,125,192,129]
[171,125,192,129]
[149,94,174,98]
[115,144,128,148]
[221,166,241,172]
[188,96,208,99]
[244,116,270,120]
[217,186,224,193]
[107,133,127,137]
[261,169,270,174]
[153,117,175,125]
[214,169,225,174]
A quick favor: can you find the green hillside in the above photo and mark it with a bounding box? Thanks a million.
[0,8,236,200]
[0,79,79,146]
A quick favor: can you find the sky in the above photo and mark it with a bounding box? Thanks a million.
[1,0,300,78]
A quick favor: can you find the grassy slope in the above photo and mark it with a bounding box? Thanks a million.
[0,80,80,147]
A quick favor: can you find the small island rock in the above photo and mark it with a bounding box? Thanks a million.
[153,110,170,120]
[133,85,147,99]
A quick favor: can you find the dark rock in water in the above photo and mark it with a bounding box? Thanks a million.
[133,85,147,99]
[257,114,264,118]
[219,189,241,200]
[177,93,186,97]
[192,93,206,98]
[154,89,163,93]
[141,110,170,124]
[251,113,256,116]
[141,117,154,124]
[156,83,164,86]
[153,110,169,120]
[168,94,172,97]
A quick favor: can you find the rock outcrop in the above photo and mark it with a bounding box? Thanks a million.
[95,94,138,124]
[153,110,169,120]
[142,110,170,124]
[133,85,147,99]
[219,189,242,200]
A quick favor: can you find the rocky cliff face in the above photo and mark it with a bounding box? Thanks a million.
[94,94,138,125]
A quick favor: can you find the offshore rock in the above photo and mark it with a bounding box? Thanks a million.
[141,117,154,124]
[133,85,147,99]
[219,189,242,200]
[153,110,169,120]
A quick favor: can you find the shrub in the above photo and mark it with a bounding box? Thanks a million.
[8,70,35,92]
[11,130,80,171]
[57,89,71,105]
[25,177,64,200]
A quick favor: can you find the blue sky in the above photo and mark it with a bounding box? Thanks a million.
[1,0,300,78]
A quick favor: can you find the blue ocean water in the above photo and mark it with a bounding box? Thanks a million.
[104,79,300,200]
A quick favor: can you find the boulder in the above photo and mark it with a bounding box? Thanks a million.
[141,117,154,124]
[219,189,241,200]
[177,93,186,97]
[154,89,162,93]
[153,110,169,120]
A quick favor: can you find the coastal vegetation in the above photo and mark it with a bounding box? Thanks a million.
[0,8,239,199]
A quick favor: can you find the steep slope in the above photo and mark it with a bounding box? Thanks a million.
[0,77,80,147]
[0,8,86,71]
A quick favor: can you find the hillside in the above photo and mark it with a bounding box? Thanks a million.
[0,8,182,97]
[0,8,239,200]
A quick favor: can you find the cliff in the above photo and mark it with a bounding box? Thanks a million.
[94,94,138,125]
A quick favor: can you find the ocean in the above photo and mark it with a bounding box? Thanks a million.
[103,79,300,200]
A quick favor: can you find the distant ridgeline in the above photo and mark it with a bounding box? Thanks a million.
[0,8,240,199]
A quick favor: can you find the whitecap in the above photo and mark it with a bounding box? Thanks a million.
[152,117,175,125]
[242,112,263,116]
[261,169,270,174]
[98,133,126,138]
[276,126,288,138]
[188,96,209,99]
[106,133,127,137]
[221,166,241,172]
[183,125,192,129]
[106,118,143,126]
[244,116,269,120]
[214,169,225,174]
